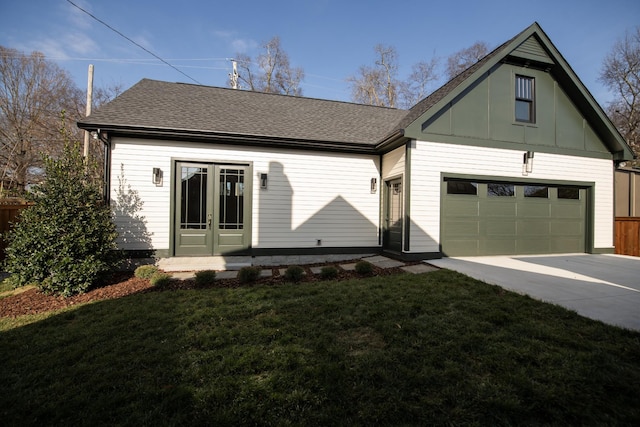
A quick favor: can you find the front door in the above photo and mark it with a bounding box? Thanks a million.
[174,162,251,256]
[384,178,403,253]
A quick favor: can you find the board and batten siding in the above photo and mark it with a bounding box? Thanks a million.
[408,140,614,253]
[110,138,381,252]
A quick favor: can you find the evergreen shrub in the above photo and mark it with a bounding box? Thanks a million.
[3,138,119,297]
[238,266,261,284]
[284,265,305,282]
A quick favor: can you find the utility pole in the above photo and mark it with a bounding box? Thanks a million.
[229,59,239,89]
[83,64,94,160]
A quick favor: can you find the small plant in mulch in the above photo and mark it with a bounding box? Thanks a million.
[319,265,339,280]
[150,272,172,287]
[283,265,305,283]
[355,260,374,276]
[238,266,262,284]
[134,265,159,280]
[194,270,217,287]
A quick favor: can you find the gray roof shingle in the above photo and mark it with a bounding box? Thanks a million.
[80,79,407,146]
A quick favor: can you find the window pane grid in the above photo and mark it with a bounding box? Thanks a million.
[180,167,207,229]
[219,169,244,230]
[516,76,533,100]
[515,75,535,123]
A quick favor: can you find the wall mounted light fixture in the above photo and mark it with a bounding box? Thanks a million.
[152,167,163,186]
[522,151,534,175]
[371,177,377,194]
[260,173,268,189]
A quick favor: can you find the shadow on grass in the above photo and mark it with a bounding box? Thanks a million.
[1,270,640,426]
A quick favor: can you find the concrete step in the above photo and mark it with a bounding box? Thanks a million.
[157,256,252,272]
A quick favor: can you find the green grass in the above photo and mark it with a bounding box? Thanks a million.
[1,270,639,426]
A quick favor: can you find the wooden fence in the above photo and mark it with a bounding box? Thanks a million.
[615,217,640,257]
[0,199,31,261]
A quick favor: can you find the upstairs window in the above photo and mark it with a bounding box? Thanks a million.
[515,75,535,123]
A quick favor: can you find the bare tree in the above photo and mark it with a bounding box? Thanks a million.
[0,46,84,195]
[600,27,640,164]
[235,37,304,96]
[398,58,439,108]
[348,45,439,108]
[348,44,400,107]
[445,41,489,80]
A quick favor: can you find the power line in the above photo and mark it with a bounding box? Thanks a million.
[65,0,201,85]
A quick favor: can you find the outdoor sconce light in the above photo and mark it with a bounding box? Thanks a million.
[371,177,377,194]
[152,167,163,186]
[260,173,268,190]
[522,151,534,175]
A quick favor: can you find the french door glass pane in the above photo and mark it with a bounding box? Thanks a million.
[180,166,207,229]
[219,169,244,230]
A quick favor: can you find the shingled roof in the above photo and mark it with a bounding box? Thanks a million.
[79,79,407,151]
[78,22,632,159]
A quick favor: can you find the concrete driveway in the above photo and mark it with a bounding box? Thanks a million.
[429,254,640,331]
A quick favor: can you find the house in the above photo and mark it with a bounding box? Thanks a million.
[78,22,634,262]
[615,167,640,217]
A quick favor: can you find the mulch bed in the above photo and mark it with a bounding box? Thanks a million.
[0,263,412,318]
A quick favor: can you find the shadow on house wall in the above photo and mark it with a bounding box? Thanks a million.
[256,161,439,255]
[111,165,153,259]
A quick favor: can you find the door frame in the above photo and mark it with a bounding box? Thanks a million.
[170,158,253,256]
[383,176,404,253]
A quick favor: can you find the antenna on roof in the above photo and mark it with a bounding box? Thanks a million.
[229,59,239,89]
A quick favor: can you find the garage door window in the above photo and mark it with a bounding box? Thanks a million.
[524,185,548,198]
[447,181,477,195]
[488,183,515,197]
[558,187,580,200]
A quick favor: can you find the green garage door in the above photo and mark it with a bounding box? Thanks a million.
[441,179,587,256]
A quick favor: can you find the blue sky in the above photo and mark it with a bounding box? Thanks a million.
[1,0,638,107]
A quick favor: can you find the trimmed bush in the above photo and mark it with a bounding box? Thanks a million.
[238,266,261,284]
[134,265,159,280]
[150,272,172,287]
[284,265,305,283]
[355,260,374,276]
[3,138,119,297]
[194,270,217,287]
[320,265,339,280]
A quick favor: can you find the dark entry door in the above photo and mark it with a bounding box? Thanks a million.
[384,178,403,252]
[174,162,250,256]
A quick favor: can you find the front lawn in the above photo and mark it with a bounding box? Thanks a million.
[1,269,639,425]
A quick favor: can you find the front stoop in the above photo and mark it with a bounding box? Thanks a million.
[157,256,252,272]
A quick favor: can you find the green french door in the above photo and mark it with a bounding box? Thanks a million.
[174,162,251,256]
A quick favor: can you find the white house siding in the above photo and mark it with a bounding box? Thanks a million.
[409,140,614,253]
[110,138,381,253]
[382,146,405,180]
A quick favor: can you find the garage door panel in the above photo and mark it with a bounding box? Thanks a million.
[518,202,551,218]
[481,239,517,255]
[482,201,517,216]
[516,238,550,254]
[551,203,583,218]
[550,220,583,236]
[446,199,479,215]
[551,238,584,253]
[445,220,480,237]
[486,220,516,236]
[445,240,480,256]
[518,220,550,236]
